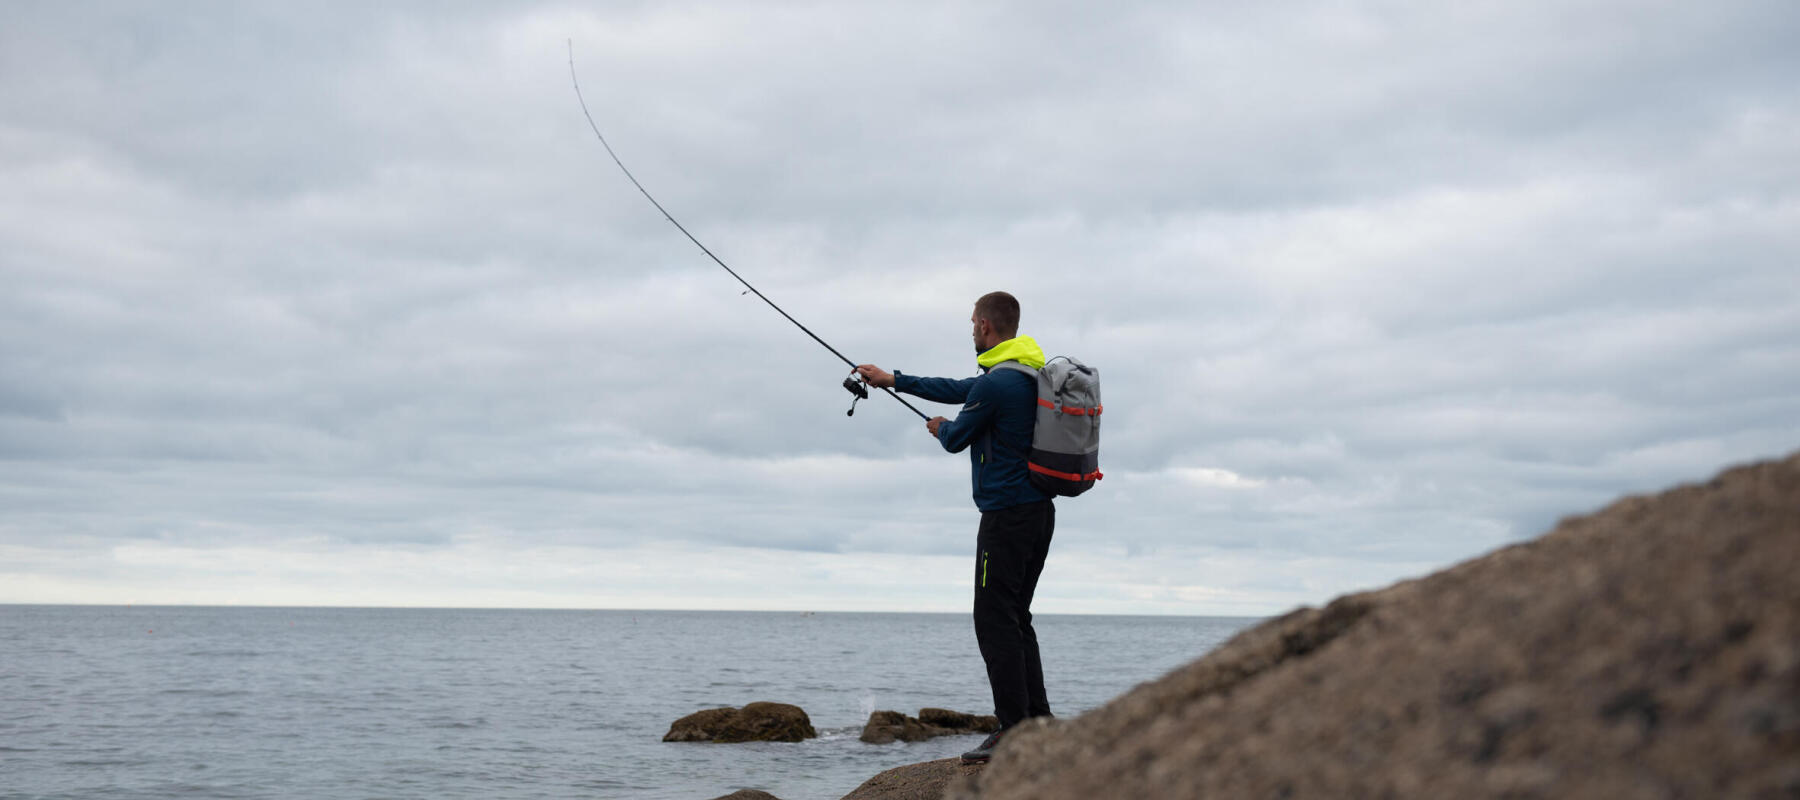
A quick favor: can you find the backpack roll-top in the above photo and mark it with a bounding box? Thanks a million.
[995,357,1103,497]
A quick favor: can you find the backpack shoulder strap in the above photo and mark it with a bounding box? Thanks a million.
[984,360,1038,460]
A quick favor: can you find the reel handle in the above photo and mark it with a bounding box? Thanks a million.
[843,371,869,415]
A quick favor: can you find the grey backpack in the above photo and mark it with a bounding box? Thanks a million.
[994,357,1103,496]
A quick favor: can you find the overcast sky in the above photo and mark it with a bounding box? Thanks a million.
[2,1,1795,615]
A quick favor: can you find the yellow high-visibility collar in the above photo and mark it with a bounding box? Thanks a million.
[977,335,1046,370]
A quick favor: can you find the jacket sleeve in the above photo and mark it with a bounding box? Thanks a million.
[893,371,977,405]
[934,376,999,454]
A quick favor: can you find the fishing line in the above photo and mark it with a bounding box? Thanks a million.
[568,41,928,421]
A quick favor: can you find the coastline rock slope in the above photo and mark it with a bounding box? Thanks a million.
[932,452,1800,799]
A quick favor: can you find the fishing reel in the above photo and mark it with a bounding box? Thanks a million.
[843,369,870,416]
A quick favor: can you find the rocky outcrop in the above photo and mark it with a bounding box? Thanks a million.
[664,702,817,743]
[665,707,739,742]
[938,452,1800,799]
[918,708,996,731]
[859,710,929,744]
[840,758,985,800]
[716,702,816,743]
[861,708,1000,744]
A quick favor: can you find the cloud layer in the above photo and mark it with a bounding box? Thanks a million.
[3,0,1797,614]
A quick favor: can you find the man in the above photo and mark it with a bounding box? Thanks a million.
[856,290,1054,764]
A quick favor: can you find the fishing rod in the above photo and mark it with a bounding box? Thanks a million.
[567,41,928,421]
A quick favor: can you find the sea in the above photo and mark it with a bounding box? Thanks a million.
[0,606,1257,800]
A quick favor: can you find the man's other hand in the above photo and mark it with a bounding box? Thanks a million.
[927,416,947,437]
[856,364,895,388]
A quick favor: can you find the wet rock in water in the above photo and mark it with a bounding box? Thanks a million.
[918,708,996,731]
[939,451,1800,799]
[860,710,931,745]
[665,707,739,742]
[716,702,817,743]
[861,709,1000,744]
[840,757,986,800]
[664,702,816,743]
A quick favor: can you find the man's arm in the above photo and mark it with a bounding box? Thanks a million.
[932,377,999,454]
[856,364,976,405]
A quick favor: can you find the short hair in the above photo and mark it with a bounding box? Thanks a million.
[974,291,1020,337]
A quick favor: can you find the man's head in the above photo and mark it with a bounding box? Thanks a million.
[971,291,1020,354]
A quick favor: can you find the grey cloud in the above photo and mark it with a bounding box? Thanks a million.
[2,0,1796,612]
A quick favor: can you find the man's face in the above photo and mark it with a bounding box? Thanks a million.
[971,311,986,355]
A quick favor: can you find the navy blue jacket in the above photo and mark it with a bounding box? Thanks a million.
[895,366,1051,512]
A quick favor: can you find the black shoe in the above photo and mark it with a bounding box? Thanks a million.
[960,728,1004,764]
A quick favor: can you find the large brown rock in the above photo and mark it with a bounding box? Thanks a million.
[664,707,738,742]
[716,702,817,743]
[944,452,1800,799]
[663,702,816,743]
[861,709,1000,744]
[840,758,985,800]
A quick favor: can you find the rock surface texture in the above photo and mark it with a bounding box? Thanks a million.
[665,707,739,742]
[861,709,1000,744]
[664,702,817,743]
[841,758,986,800]
[937,452,1800,799]
[707,791,784,800]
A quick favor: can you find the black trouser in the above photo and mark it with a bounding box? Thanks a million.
[973,498,1055,729]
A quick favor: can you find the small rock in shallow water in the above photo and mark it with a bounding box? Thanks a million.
[861,709,999,744]
[717,702,816,743]
[664,702,816,743]
[918,708,990,730]
[665,707,738,742]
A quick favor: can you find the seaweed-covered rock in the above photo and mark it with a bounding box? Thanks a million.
[716,702,816,743]
[919,708,997,731]
[861,708,999,744]
[664,707,738,742]
[663,702,816,743]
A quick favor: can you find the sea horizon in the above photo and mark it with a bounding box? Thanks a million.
[0,601,1271,619]
[2,605,1257,799]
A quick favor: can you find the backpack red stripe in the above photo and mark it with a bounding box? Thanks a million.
[1036,398,1103,416]
[1028,462,1105,482]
